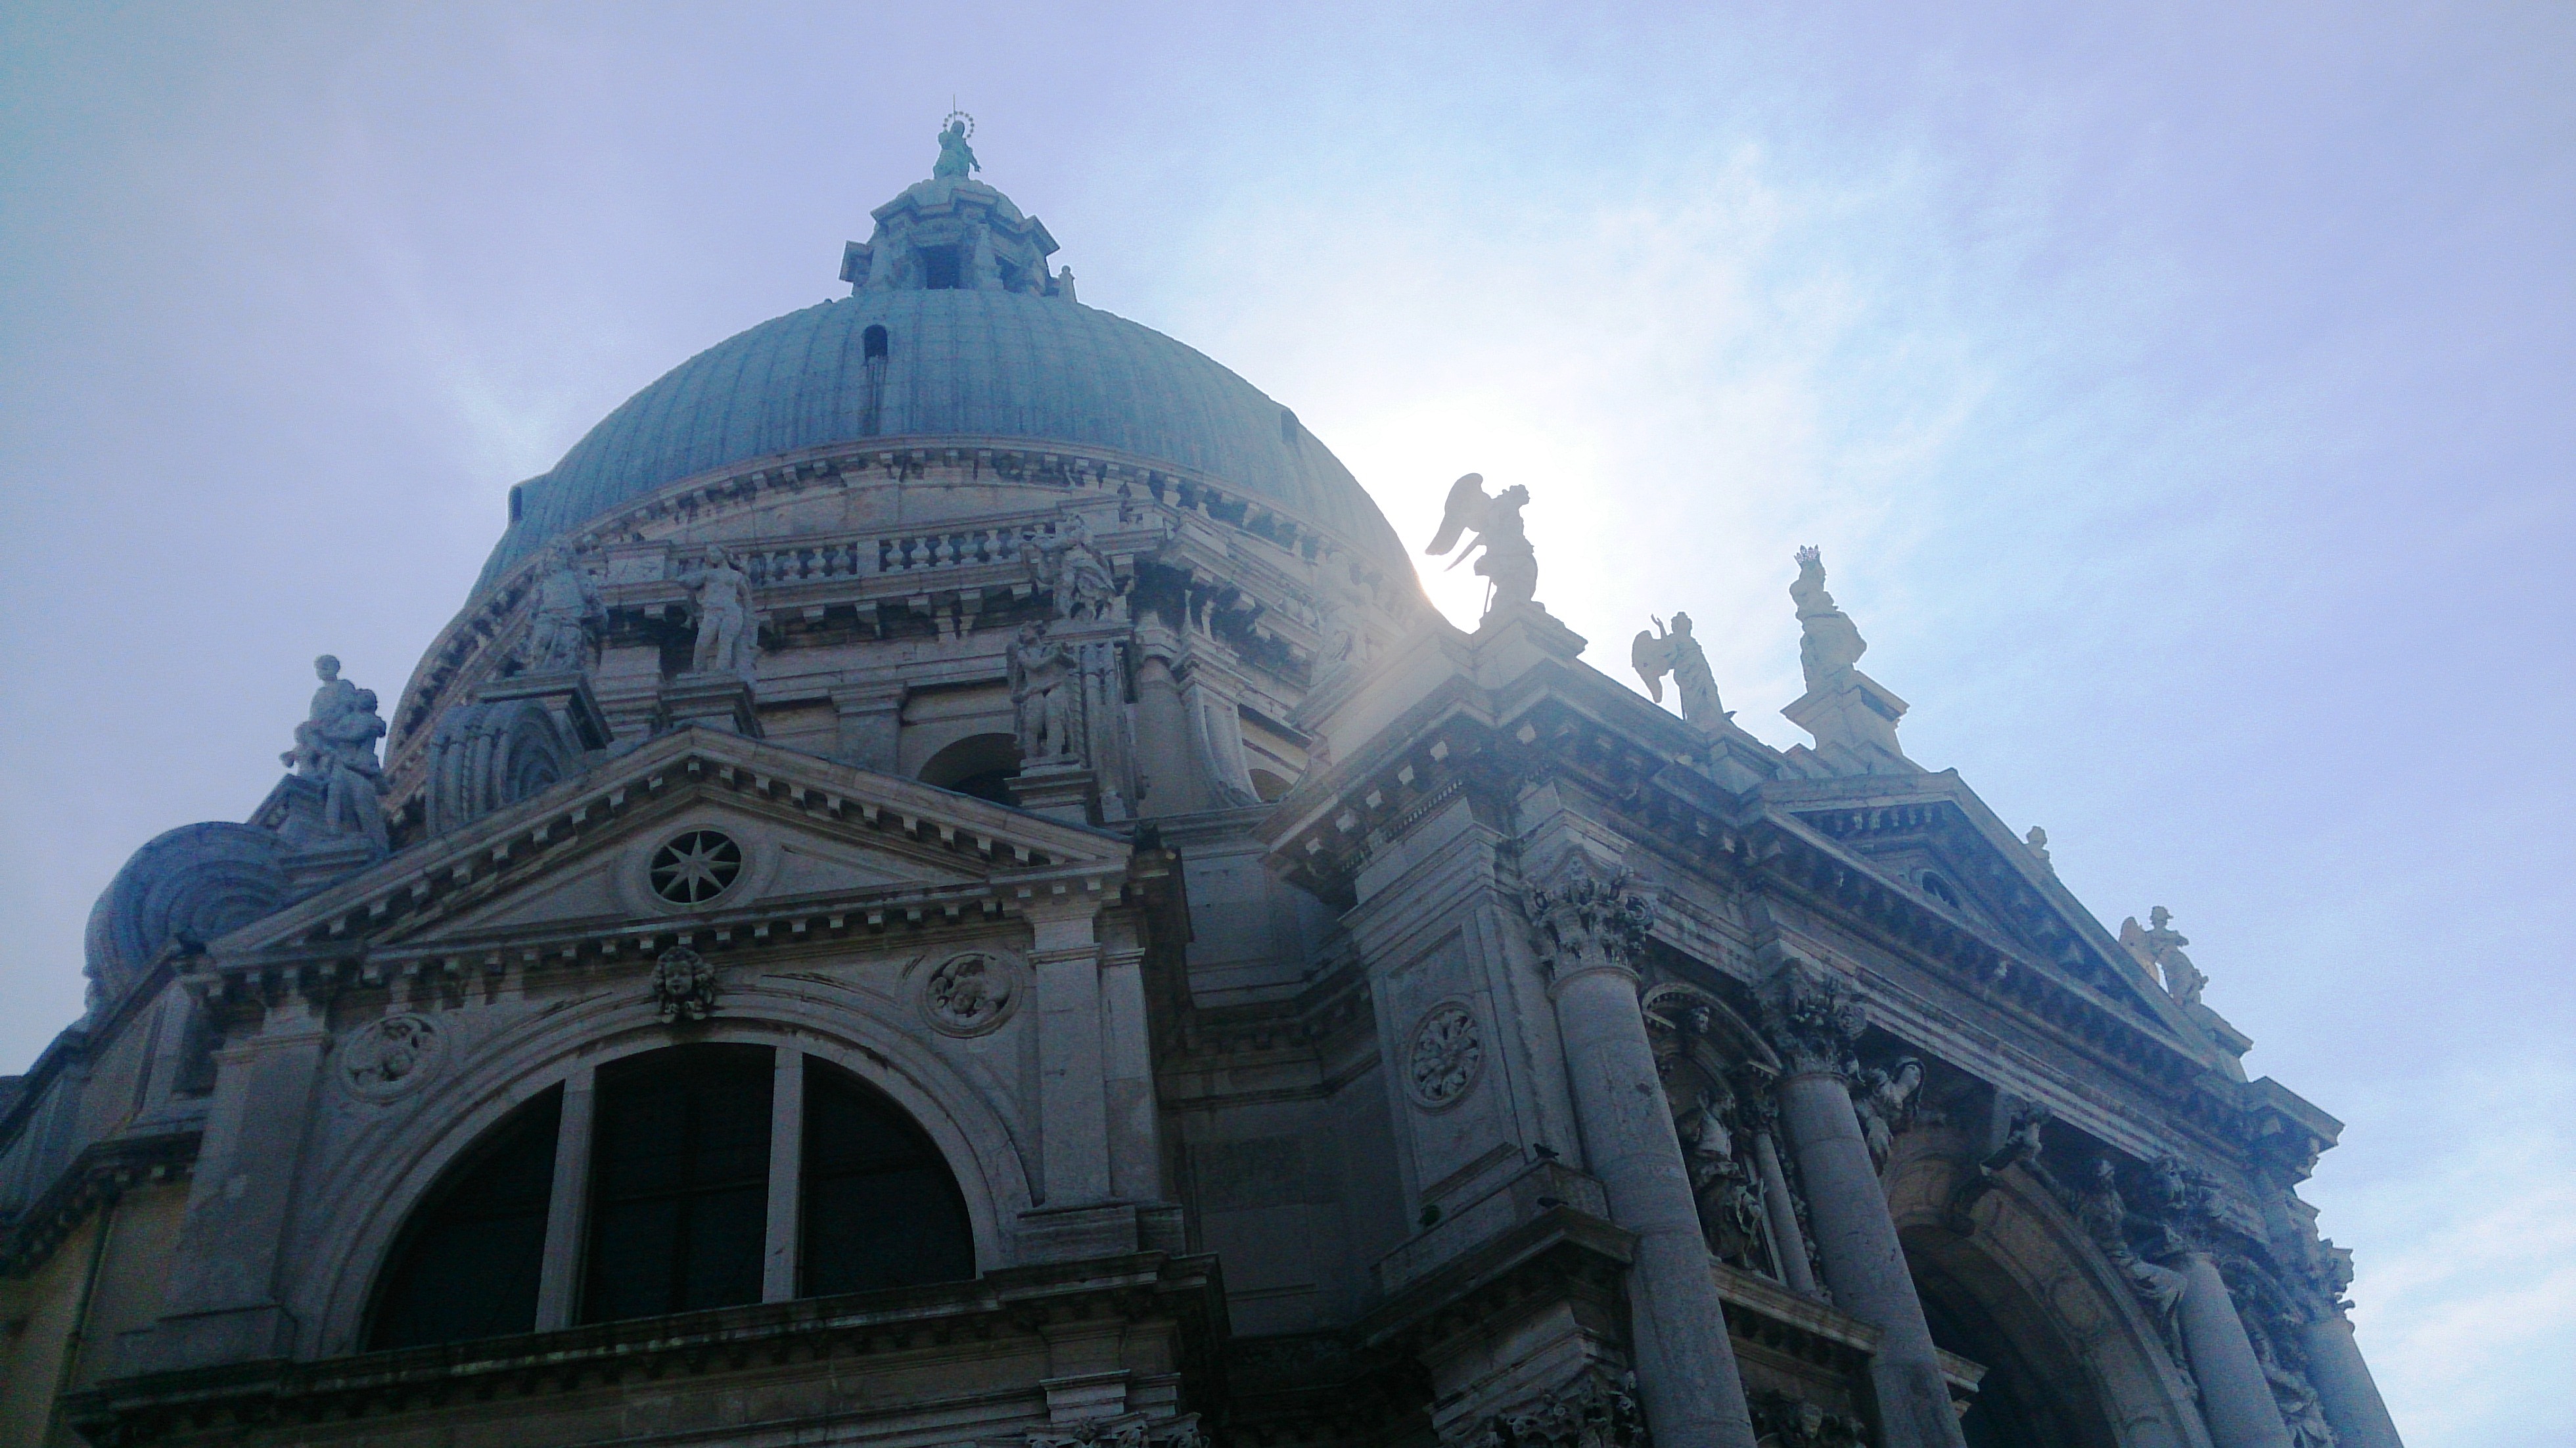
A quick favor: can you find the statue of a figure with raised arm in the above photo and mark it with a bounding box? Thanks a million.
[1790,546,1868,689]
[1631,612,1729,731]
[1423,472,1538,616]
[524,542,606,674]
[678,547,760,677]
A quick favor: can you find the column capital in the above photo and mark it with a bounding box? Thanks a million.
[1757,956,1869,1079]
[1525,867,1656,994]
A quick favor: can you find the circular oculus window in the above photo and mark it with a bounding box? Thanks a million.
[649,828,744,906]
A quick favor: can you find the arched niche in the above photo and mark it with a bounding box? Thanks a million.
[919,732,1021,806]
[1885,1148,2208,1448]
[1640,982,1800,1285]
[304,987,1034,1357]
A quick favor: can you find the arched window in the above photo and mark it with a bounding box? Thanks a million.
[800,1058,976,1296]
[862,325,889,361]
[368,1087,561,1349]
[583,1044,774,1323]
[368,1044,981,1346]
[919,733,1021,807]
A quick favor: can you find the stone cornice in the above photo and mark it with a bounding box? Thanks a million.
[0,1128,198,1278]
[69,1252,1223,1448]
[189,731,1136,1008]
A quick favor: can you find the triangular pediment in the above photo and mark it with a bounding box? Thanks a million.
[211,729,1132,970]
[1763,774,2208,1042]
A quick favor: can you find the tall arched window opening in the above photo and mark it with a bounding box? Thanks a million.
[800,1058,976,1296]
[367,1087,561,1349]
[582,1043,774,1323]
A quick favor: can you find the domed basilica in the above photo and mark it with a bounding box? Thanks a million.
[1,129,2402,1448]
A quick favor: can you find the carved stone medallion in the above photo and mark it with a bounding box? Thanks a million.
[1404,1000,1484,1109]
[341,1013,446,1100]
[919,951,1022,1036]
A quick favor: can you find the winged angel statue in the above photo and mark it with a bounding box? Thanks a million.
[1423,473,1538,618]
[1632,613,1730,732]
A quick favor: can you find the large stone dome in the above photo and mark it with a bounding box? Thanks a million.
[476,286,1408,594]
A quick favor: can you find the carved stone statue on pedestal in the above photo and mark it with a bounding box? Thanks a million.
[523,542,606,674]
[679,547,760,677]
[280,654,388,851]
[1029,517,1117,620]
[1424,472,1538,617]
[1009,622,1078,763]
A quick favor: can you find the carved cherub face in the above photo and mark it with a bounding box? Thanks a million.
[315,654,340,681]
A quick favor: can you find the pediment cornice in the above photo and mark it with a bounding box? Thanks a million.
[197,729,1133,993]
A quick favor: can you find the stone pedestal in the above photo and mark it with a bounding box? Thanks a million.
[1775,1071,1966,1448]
[476,669,612,750]
[2173,1253,2294,1448]
[831,682,904,773]
[2300,1313,2405,1448]
[1013,761,1097,824]
[662,671,762,736]
[1551,963,1759,1448]
[1782,669,1911,773]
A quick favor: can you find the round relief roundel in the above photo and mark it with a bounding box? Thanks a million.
[649,829,744,906]
[1406,1000,1485,1108]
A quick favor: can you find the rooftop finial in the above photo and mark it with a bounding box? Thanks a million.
[934,110,979,181]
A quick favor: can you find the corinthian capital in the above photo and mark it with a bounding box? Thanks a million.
[1759,958,1869,1078]
[1525,869,1657,986]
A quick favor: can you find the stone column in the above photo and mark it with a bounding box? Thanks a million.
[1530,871,1758,1448]
[1759,961,1964,1448]
[1097,936,1162,1204]
[1130,623,1208,817]
[2300,1313,2405,1448]
[147,995,331,1369]
[1748,1125,1820,1299]
[1029,899,1111,1206]
[761,1047,807,1302]
[2173,1254,2294,1448]
[533,1062,598,1330]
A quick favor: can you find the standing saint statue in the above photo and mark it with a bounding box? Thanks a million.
[1789,546,1868,690]
[1423,472,1538,616]
[1630,612,1729,731]
[678,547,759,677]
[523,542,606,674]
[932,116,979,181]
[1008,622,1078,763]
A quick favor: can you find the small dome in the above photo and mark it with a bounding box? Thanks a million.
[475,288,1406,593]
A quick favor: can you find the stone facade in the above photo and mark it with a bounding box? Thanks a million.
[0,139,2401,1448]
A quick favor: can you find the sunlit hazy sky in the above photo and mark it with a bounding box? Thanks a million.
[3,5,2568,1441]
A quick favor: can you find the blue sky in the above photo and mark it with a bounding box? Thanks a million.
[3,4,2567,1439]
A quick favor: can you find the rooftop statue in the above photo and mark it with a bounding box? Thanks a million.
[2120,905,2209,1006]
[1789,546,1868,690]
[522,542,606,674]
[280,654,388,850]
[678,547,759,677]
[1424,472,1537,618]
[1632,612,1729,731]
[933,114,980,181]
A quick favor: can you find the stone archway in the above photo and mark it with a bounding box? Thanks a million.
[1888,1148,2212,1448]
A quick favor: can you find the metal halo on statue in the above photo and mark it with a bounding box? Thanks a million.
[942,109,975,139]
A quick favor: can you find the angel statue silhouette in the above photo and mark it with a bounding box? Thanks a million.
[1632,613,1730,733]
[1423,473,1538,618]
